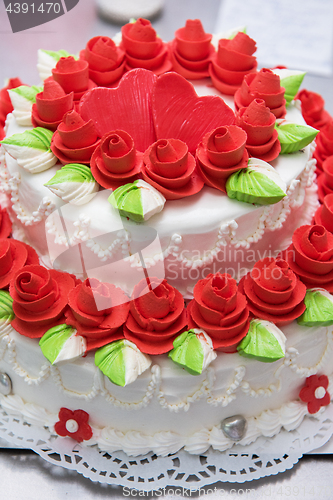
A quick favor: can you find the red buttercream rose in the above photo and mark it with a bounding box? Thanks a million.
[196,125,248,192]
[55,408,93,442]
[80,36,126,86]
[284,224,333,292]
[314,119,333,174]
[209,32,257,95]
[31,79,74,131]
[65,278,129,351]
[123,277,187,354]
[317,156,333,202]
[314,193,333,233]
[299,374,330,414]
[0,206,12,239]
[234,69,286,118]
[0,124,4,141]
[236,99,280,161]
[121,18,172,75]
[239,257,306,324]
[52,57,96,100]
[0,238,39,289]
[9,265,75,338]
[170,19,215,80]
[51,110,100,165]
[142,138,204,199]
[296,89,331,131]
[90,129,142,189]
[0,78,23,127]
[187,273,250,353]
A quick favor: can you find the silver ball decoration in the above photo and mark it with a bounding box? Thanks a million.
[221,414,247,441]
[0,373,12,396]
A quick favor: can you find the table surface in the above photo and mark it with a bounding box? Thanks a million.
[1,0,333,497]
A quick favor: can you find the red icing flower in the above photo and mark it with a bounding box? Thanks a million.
[317,156,333,202]
[51,109,100,165]
[234,69,286,118]
[0,78,23,127]
[52,57,96,100]
[80,36,126,86]
[142,138,204,199]
[314,119,333,174]
[54,408,93,442]
[9,265,75,338]
[65,278,129,351]
[236,99,280,161]
[0,239,39,289]
[284,225,333,292]
[0,124,4,141]
[314,193,333,233]
[209,32,257,95]
[170,19,215,80]
[239,257,306,325]
[121,18,172,75]
[299,375,330,414]
[0,206,12,239]
[196,125,248,192]
[187,273,250,353]
[124,277,187,355]
[296,89,331,131]
[32,79,74,131]
[91,129,142,189]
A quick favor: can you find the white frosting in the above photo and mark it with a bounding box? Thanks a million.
[2,143,57,174]
[135,179,166,220]
[45,180,99,205]
[247,158,287,194]
[52,332,87,365]
[7,90,33,126]
[192,329,217,371]
[122,340,152,386]
[37,49,58,81]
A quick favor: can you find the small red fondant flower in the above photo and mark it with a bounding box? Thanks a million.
[0,239,39,289]
[51,109,100,165]
[52,56,96,100]
[196,125,248,192]
[299,374,330,414]
[65,278,129,351]
[234,68,286,118]
[170,19,214,80]
[317,156,333,202]
[32,79,74,131]
[80,36,126,86]
[239,257,306,325]
[236,99,280,161]
[313,119,333,174]
[90,129,142,189]
[209,32,257,95]
[284,225,333,292]
[142,138,204,199]
[315,193,333,233]
[124,277,187,354]
[0,206,12,239]
[54,408,93,442]
[121,18,172,75]
[187,273,250,352]
[0,78,23,127]
[296,89,331,131]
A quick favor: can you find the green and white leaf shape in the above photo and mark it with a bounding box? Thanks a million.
[108,179,165,222]
[275,120,318,154]
[95,339,151,386]
[237,319,286,362]
[298,288,333,327]
[8,85,42,126]
[0,291,14,323]
[272,69,306,106]
[0,127,57,173]
[39,324,86,365]
[168,328,216,375]
[226,158,286,205]
[45,163,99,205]
[37,49,76,81]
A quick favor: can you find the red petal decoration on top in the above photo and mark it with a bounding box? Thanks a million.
[175,19,212,60]
[152,72,235,154]
[315,193,333,233]
[79,69,157,153]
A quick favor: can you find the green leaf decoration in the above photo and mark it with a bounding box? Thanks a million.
[275,121,318,154]
[45,163,95,186]
[297,289,333,327]
[168,329,216,375]
[95,339,151,386]
[0,291,14,323]
[237,319,286,362]
[41,49,73,61]
[9,85,42,103]
[280,72,306,106]
[0,127,53,151]
[108,179,165,222]
[39,324,86,365]
[226,160,286,205]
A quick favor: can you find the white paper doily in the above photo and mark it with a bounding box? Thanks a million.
[1,405,333,489]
